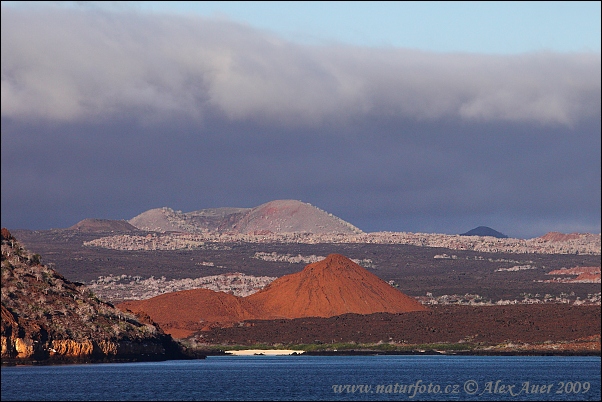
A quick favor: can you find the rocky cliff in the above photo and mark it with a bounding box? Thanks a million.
[1,228,188,364]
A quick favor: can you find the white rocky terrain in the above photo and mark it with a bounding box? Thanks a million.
[85,230,601,255]
[252,252,376,269]
[87,272,276,302]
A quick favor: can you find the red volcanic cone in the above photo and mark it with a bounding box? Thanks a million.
[119,254,428,337]
[247,254,428,319]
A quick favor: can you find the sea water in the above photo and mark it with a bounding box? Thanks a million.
[1,355,600,401]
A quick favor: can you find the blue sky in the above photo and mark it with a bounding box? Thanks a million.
[4,1,600,52]
[138,1,601,53]
[1,1,600,238]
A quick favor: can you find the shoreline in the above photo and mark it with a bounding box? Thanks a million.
[303,349,602,357]
[1,354,206,366]
[3,349,599,365]
[225,349,304,356]
[197,348,601,357]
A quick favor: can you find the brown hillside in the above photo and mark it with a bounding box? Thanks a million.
[118,254,427,337]
[247,254,428,319]
[538,232,582,242]
[200,305,601,351]
[118,288,259,326]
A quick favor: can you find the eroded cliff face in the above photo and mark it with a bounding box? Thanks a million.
[1,228,186,363]
[2,333,172,361]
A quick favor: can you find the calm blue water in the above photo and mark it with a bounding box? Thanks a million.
[2,355,600,401]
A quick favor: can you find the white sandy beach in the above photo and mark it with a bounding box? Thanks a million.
[225,349,305,356]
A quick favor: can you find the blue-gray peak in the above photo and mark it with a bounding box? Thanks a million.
[460,226,509,238]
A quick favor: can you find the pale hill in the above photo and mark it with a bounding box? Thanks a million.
[231,200,362,234]
[118,254,427,337]
[128,200,362,234]
[68,218,138,233]
[128,207,190,232]
[247,254,428,318]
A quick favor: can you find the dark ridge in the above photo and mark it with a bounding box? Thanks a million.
[460,226,509,238]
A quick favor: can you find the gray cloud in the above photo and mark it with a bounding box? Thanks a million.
[2,7,600,126]
[1,6,600,239]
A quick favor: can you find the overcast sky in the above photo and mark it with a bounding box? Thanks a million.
[1,2,600,239]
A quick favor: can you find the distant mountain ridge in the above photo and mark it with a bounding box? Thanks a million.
[128,200,363,235]
[59,202,597,247]
[460,226,509,238]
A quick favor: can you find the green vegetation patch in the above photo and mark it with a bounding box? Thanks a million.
[185,341,478,353]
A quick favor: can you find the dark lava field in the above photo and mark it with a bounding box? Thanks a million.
[12,229,601,301]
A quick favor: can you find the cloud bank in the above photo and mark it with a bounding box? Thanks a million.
[2,6,600,126]
[1,6,600,238]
